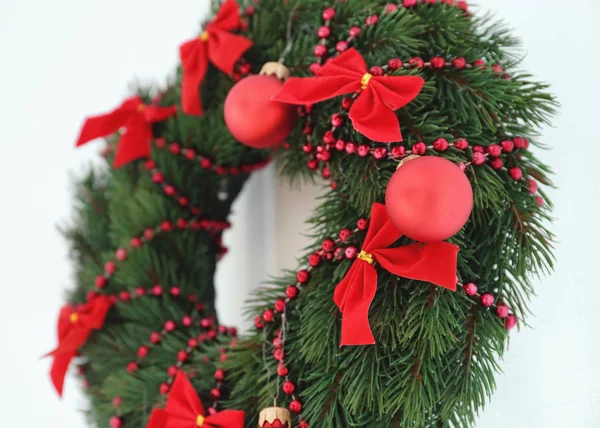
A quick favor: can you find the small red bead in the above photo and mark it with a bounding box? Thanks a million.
[143,229,154,240]
[490,158,504,170]
[473,145,484,153]
[314,44,327,57]
[109,416,122,428]
[403,0,418,6]
[472,152,486,166]
[391,146,406,157]
[463,283,478,296]
[388,58,403,71]
[373,147,387,160]
[317,26,330,38]
[151,172,164,183]
[167,366,178,377]
[126,361,138,373]
[345,246,358,259]
[339,228,352,242]
[492,64,504,73]
[263,309,275,322]
[480,293,494,307]
[169,143,180,154]
[112,396,122,409]
[118,291,130,302]
[275,298,286,312]
[458,162,467,172]
[506,314,517,330]
[487,144,502,157]
[357,145,370,157]
[349,26,361,37]
[115,248,127,261]
[323,131,335,145]
[322,7,335,20]
[528,179,538,194]
[307,159,318,170]
[214,369,225,381]
[309,62,322,75]
[302,144,313,154]
[498,141,514,156]
[200,318,212,329]
[164,185,176,196]
[137,346,149,358]
[496,303,510,319]
[473,59,486,69]
[409,57,425,68]
[154,138,166,149]
[299,421,309,428]
[457,0,468,11]
[297,270,309,283]
[385,3,397,13]
[244,5,255,16]
[369,66,384,76]
[322,238,335,252]
[433,138,449,152]
[357,218,368,230]
[209,388,221,399]
[274,348,285,361]
[336,40,348,52]
[159,383,170,395]
[411,142,427,155]
[144,159,156,170]
[286,285,299,299]
[178,197,188,206]
[431,57,446,69]
[104,261,116,275]
[150,332,161,344]
[152,285,163,296]
[317,149,331,162]
[182,316,193,327]
[454,139,469,150]
[161,221,173,232]
[365,14,379,25]
[164,320,176,332]
[94,275,107,289]
[513,137,526,149]
[345,142,357,154]
[135,287,146,296]
[130,237,142,248]
[308,253,321,267]
[331,113,344,127]
[277,364,289,377]
[289,400,302,413]
[170,286,181,296]
[177,350,188,362]
[508,167,523,181]
[184,148,195,160]
[452,57,467,69]
[283,381,295,395]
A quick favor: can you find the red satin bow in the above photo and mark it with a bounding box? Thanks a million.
[179,0,252,115]
[333,203,459,346]
[45,296,113,396]
[147,372,245,428]
[272,48,425,142]
[75,96,177,168]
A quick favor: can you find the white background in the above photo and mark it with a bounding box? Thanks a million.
[1,0,598,426]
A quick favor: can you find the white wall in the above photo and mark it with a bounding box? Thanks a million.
[1,1,598,427]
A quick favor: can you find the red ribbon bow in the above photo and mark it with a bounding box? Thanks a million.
[179,0,252,116]
[75,96,177,168]
[333,203,459,346]
[272,48,425,142]
[45,296,113,396]
[147,372,245,428]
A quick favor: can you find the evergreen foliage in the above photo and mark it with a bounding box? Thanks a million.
[60,1,556,427]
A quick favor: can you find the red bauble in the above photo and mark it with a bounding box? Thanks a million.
[385,156,473,242]
[224,75,297,149]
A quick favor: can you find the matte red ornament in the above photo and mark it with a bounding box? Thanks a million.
[224,75,297,148]
[259,407,291,428]
[146,372,244,428]
[179,0,252,116]
[75,96,176,168]
[385,156,473,242]
[272,48,424,142]
[45,296,113,396]
[333,203,459,345]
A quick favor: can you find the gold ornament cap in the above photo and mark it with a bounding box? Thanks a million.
[258,406,291,427]
[260,62,291,81]
[396,154,420,169]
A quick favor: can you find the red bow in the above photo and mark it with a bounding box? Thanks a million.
[333,203,459,346]
[179,0,252,115]
[147,372,245,428]
[45,296,113,396]
[75,96,177,167]
[272,48,424,142]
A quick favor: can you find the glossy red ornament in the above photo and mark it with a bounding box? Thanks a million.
[385,157,473,242]
[224,75,297,148]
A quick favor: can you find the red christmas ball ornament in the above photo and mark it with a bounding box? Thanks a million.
[259,407,291,428]
[224,75,297,149]
[385,156,473,242]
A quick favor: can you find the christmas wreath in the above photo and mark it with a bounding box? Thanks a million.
[48,1,556,427]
